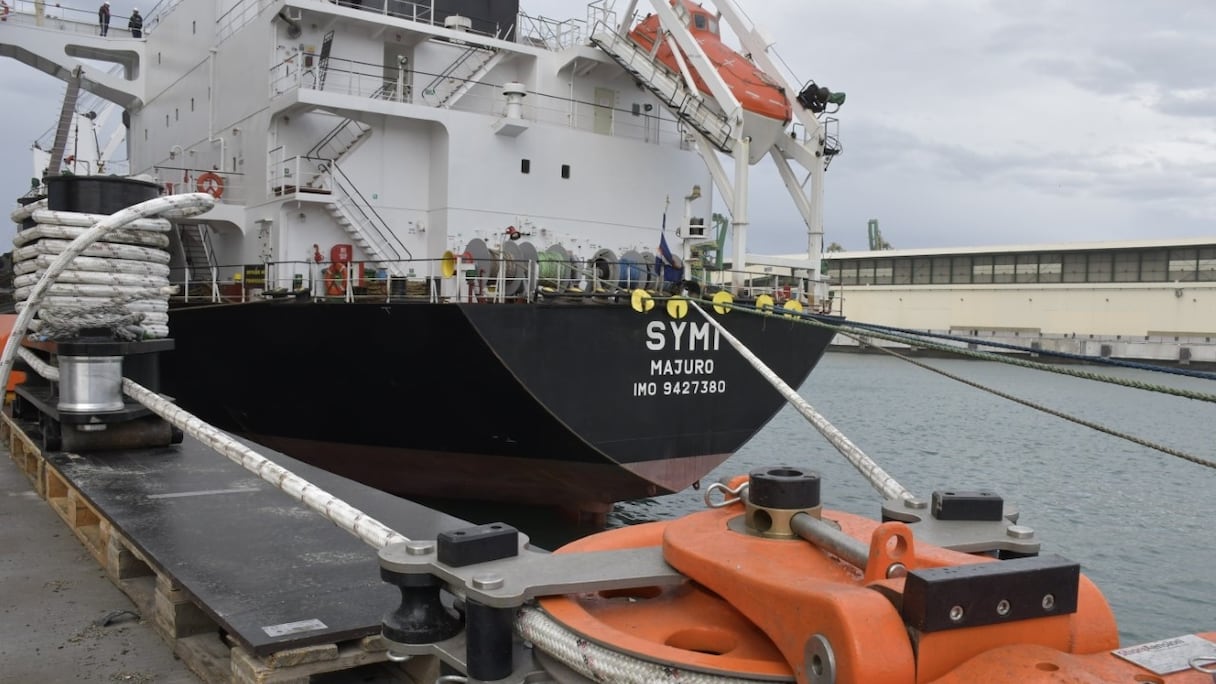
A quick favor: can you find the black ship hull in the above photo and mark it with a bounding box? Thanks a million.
[163,299,834,511]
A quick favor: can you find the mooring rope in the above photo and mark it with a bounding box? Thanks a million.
[0,194,214,406]
[10,199,176,340]
[839,319,1216,381]
[720,300,1216,404]
[832,330,1216,472]
[121,378,410,549]
[699,298,1216,471]
[688,300,913,502]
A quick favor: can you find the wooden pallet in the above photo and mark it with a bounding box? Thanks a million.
[2,412,437,684]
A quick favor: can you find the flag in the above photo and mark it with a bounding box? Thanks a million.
[656,229,683,284]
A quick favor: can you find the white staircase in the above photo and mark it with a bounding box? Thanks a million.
[590,28,734,152]
[420,45,503,108]
[48,67,84,173]
[303,117,373,190]
[322,162,411,277]
[178,224,220,300]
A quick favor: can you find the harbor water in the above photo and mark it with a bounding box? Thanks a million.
[612,352,1216,647]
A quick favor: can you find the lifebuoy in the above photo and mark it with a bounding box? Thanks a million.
[197,171,224,198]
[323,262,347,297]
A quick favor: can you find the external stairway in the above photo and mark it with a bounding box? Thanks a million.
[589,27,734,153]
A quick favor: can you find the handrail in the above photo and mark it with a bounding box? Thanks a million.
[320,158,414,262]
[421,44,490,105]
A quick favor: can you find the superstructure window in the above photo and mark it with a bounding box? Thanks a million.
[1140,250,1166,282]
[1113,251,1140,282]
[993,255,1015,284]
[951,256,971,283]
[1016,254,1039,283]
[912,258,931,284]
[520,159,530,174]
[1199,248,1216,281]
[931,257,950,284]
[837,260,858,286]
[693,14,707,30]
[856,259,875,285]
[1062,253,1086,282]
[561,164,571,179]
[972,255,993,284]
[1039,253,1062,283]
[892,258,912,284]
[874,260,893,285]
[1169,249,1197,281]
[1087,253,1113,282]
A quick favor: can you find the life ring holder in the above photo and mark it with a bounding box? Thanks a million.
[197,171,225,198]
[323,263,347,297]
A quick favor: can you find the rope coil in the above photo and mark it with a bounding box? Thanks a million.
[9,196,176,340]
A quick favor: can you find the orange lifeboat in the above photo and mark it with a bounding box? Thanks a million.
[628,0,792,125]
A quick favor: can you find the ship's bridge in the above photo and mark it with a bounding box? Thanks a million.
[0,1,144,107]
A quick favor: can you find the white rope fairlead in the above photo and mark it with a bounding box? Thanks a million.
[10,196,175,340]
[690,301,913,502]
[517,608,768,684]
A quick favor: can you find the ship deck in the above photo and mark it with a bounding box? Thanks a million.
[0,410,467,682]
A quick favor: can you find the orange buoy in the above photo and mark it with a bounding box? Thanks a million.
[196,171,224,198]
[323,262,347,297]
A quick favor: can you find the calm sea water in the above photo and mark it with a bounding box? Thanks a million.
[611,352,1216,647]
[431,352,1214,646]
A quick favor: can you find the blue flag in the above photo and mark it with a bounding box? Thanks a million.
[656,229,682,283]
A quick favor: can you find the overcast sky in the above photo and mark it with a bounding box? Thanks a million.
[2,0,1214,252]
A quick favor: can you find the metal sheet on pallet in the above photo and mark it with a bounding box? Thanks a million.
[36,427,470,656]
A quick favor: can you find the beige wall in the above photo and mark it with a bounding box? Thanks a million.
[832,282,1216,337]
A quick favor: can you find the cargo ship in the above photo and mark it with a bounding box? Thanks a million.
[1,0,844,516]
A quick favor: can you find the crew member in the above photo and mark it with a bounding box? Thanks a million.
[128,7,142,38]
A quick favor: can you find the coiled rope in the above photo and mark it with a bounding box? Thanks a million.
[10,198,176,340]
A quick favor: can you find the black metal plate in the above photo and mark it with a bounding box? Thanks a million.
[40,428,469,656]
[902,554,1079,633]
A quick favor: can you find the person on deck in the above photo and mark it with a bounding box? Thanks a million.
[128,7,143,38]
[98,1,110,35]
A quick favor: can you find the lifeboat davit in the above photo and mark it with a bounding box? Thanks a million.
[629,0,791,163]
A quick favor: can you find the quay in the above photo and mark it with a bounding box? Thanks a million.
[0,409,462,683]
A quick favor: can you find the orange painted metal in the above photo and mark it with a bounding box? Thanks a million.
[628,0,792,124]
[538,497,1213,683]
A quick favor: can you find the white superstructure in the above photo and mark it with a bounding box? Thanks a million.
[2,0,838,301]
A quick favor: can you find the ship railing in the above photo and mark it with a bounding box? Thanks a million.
[515,11,588,51]
[216,0,276,44]
[268,152,334,196]
[166,256,826,307]
[340,0,506,38]
[267,54,688,148]
[1,0,143,37]
[148,165,247,205]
